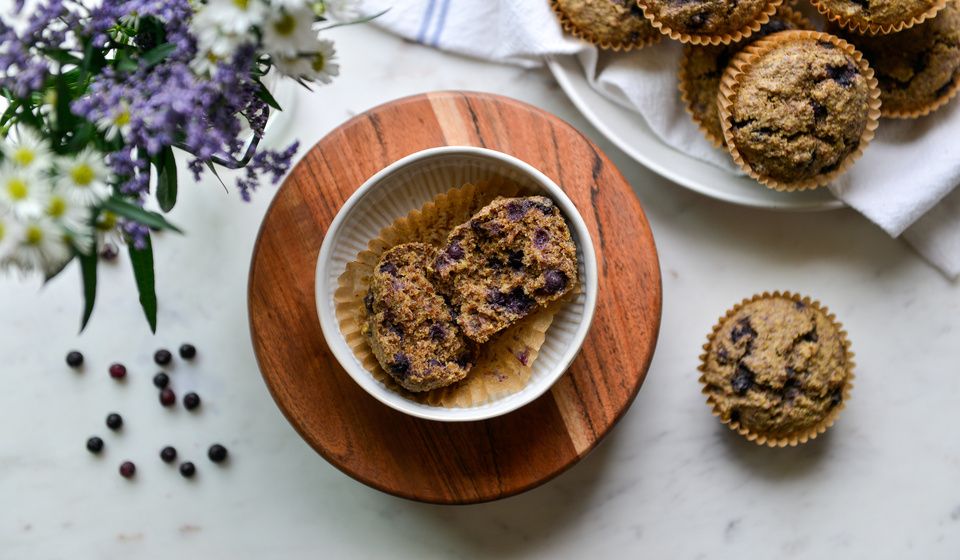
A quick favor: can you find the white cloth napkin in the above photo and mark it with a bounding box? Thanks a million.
[360,0,960,279]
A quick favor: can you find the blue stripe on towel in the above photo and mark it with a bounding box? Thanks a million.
[416,0,438,44]
[429,0,451,47]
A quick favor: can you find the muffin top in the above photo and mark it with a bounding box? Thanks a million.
[816,0,943,29]
[363,243,474,392]
[726,36,872,184]
[701,295,850,437]
[681,8,811,146]
[837,0,960,115]
[640,0,776,39]
[553,0,661,48]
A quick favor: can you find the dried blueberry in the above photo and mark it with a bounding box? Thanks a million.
[488,288,536,315]
[534,200,555,215]
[729,409,741,423]
[830,388,844,408]
[159,388,176,407]
[455,352,473,368]
[154,349,172,366]
[179,461,196,478]
[86,436,104,454]
[486,256,504,270]
[208,444,228,463]
[183,392,201,410]
[716,346,731,365]
[379,261,399,276]
[119,461,136,479]
[426,358,443,368]
[506,200,532,221]
[445,241,465,261]
[428,323,446,341]
[730,317,756,343]
[153,372,170,389]
[66,351,84,368]
[533,228,550,249]
[363,291,374,313]
[811,101,828,122]
[800,328,818,343]
[106,413,123,431]
[507,250,525,271]
[731,365,754,395]
[160,446,177,463]
[179,344,197,360]
[687,11,708,29]
[541,270,568,295]
[389,354,411,377]
[827,63,859,87]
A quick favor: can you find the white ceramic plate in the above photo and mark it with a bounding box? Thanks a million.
[315,147,599,422]
[546,55,845,211]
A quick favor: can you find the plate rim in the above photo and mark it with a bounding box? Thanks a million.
[545,55,846,212]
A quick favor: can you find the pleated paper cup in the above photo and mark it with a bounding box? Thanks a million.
[678,6,813,148]
[717,30,882,191]
[638,0,783,45]
[550,0,662,51]
[811,0,946,35]
[698,291,855,448]
[317,146,598,422]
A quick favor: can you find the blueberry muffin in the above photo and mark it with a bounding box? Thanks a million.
[680,7,812,146]
[638,0,782,44]
[699,293,853,446]
[813,0,945,34]
[720,32,878,189]
[433,196,578,344]
[836,0,960,117]
[362,243,474,392]
[551,0,661,50]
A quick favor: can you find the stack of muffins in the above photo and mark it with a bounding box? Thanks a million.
[552,0,960,191]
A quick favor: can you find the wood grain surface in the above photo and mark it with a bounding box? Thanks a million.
[248,91,662,504]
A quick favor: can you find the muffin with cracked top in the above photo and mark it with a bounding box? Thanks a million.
[699,292,854,447]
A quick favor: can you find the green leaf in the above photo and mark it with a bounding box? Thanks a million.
[102,197,184,234]
[115,50,138,73]
[43,48,84,66]
[44,253,75,284]
[315,9,389,31]
[64,122,94,153]
[78,251,98,331]
[254,79,282,111]
[128,235,157,333]
[205,161,228,192]
[141,42,176,68]
[54,74,76,133]
[155,146,177,212]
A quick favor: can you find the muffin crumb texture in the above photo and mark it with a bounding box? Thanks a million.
[701,296,849,437]
[728,38,871,184]
[553,0,660,47]
[641,0,775,37]
[433,196,578,344]
[363,243,474,392]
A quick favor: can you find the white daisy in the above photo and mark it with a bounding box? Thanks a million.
[95,100,133,141]
[55,148,113,206]
[0,211,20,262]
[119,11,141,30]
[273,38,339,84]
[271,0,311,9]
[95,209,124,249]
[197,0,267,36]
[2,126,53,172]
[46,189,94,253]
[262,6,319,57]
[190,48,227,77]
[3,216,72,276]
[0,163,50,218]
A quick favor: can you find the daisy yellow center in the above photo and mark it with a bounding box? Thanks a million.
[71,164,95,187]
[25,224,43,245]
[48,196,67,218]
[311,53,327,72]
[114,110,131,127]
[43,89,57,106]
[7,178,28,200]
[233,0,249,10]
[0,221,5,241]
[206,51,221,64]
[97,211,117,231]
[274,13,296,36]
[13,147,35,167]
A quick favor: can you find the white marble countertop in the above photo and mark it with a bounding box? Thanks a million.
[2,24,959,559]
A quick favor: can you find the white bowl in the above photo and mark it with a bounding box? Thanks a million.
[315,146,599,422]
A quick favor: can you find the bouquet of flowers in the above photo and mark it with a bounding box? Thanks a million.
[0,0,365,330]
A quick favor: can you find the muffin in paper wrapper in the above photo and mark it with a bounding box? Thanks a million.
[334,179,574,408]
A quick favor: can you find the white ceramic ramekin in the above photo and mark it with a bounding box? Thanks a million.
[315,146,598,421]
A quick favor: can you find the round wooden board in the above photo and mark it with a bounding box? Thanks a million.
[248,91,662,504]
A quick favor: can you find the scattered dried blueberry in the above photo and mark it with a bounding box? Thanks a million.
[800,329,819,343]
[207,444,228,463]
[179,344,197,360]
[108,363,127,379]
[389,354,411,377]
[159,388,176,407]
[106,413,123,431]
[445,241,465,261]
[827,62,858,87]
[154,349,172,366]
[152,372,170,389]
[160,446,177,463]
[179,461,196,478]
[379,261,399,276]
[66,351,84,368]
[731,365,754,395]
[428,323,446,341]
[506,200,531,221]
[487,288,536,315]
[730,318,756,343]
[830,388,844,408]
[541,270,568,295]
[99,242,119,261]
[533,228,550,249]
[507,250,525,271]
[119,461,136,479]
[183,392,201,410]
[86,436,104,454]
[363,292,375,313]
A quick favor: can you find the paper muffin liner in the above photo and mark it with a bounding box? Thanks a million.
[717,30,882,191]
[550,0,662,51]
[638,0,784,45]
[678,6,813,148]
[810,0,947,35]
[698,291,855,448]
[334,179,569,408]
